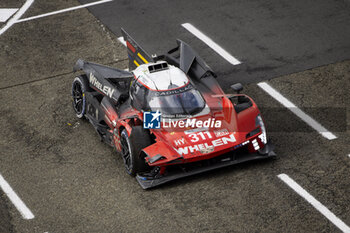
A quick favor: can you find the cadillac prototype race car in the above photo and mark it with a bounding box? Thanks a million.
[71,28,276,189]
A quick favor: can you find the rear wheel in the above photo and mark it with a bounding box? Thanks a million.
[72,75,90,118]
[120,126,152,176]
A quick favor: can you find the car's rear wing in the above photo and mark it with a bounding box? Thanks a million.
[157,40,217,80]
[73,59,133,104]
[73,59,133,80]
[120,28,216,80]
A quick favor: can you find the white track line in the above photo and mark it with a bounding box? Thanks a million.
[181,23,241,65]
[0,173,34,220]
[257,82,337,140]
[118,36,126,47]
[16,0,113,23]
[0,9,19,22]
[0,0,34,35]
[278,174,350,232]
[182,23,336,140]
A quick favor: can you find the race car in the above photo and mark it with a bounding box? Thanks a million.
[72,28,276,189]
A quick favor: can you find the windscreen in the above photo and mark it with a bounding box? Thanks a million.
[148,87,206,116]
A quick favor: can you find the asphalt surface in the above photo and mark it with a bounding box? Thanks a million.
[0,0,349,232]
[80,0,350,86]
[0,193,13,233]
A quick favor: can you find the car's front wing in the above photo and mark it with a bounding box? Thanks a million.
[136,142,276,189]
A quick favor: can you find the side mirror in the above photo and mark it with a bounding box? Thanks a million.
[231,83,243,93]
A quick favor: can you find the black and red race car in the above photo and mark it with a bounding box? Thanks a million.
[72,28,276,189]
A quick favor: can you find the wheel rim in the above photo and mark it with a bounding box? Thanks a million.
[120,134,132,172]
[72,81,84,115]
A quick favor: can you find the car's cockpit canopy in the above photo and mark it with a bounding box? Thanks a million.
[131,82,205,116]
[130,62,206,116]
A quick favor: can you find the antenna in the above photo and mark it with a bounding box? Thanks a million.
[169,70,173,87]
[150,79,159,91]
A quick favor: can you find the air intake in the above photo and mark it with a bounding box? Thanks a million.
[148,62,169,73]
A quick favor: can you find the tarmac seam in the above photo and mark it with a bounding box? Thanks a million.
[0,71,74,90]
[0,59,128,90]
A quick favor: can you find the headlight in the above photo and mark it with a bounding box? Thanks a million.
[256,115,267,144]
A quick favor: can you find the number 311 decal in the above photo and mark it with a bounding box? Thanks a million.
[188,131,212,142]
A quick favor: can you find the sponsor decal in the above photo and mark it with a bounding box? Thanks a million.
[143,111,161,129]
[199,146,215,154]
[174,133,236,155]
[89,73,115,98]
[258,132,267,144]
[163,118,221,128]
[187,131,213,142]
[143,111,222,129]
[174,138,185,146]
[156,84,192,96]
[252,139,260,150]
[233,140,249,149]
[214,128,229,137]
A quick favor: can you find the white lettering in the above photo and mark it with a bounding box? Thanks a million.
[203,119,210,127]
[186,119,196,127]
[174,134,241,156]
[198,143,205,150]
[144,122,153,128]
[163,118,221,128]
[178,121,185,127]
[106,87,115,98]
[188,133,199,142]
[89,73,115,98]
[188,145,199,153]
[215,121,222,128]
[198,132,206,140]
[205,131,212,138]
[196,120,203,127]
[175,147,188,155]
[212,139,223,147]
[222,134,236,143]
[174,138,185,146]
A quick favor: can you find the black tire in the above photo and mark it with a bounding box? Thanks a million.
[120,126,152,176]
[71,75,90,119]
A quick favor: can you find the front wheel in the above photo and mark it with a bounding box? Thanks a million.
[120,126,152,176]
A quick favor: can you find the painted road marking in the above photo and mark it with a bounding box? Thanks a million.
[278,174,350,233]
[0,173,34,220]
[0,9,19,22]
[181,23,337,141]
[181,23,241,65]
[257,82,337,140]
[118,36,126,47]
[0,0,34,36]
[16,0,113,23]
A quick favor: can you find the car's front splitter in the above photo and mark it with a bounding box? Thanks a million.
[136,142,276,189]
